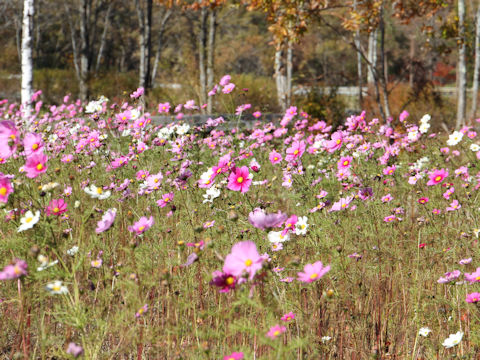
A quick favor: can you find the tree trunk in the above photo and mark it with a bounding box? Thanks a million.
[21,0,34,125]
[379,3,391,121]
[286,39,293,108]
[206,8,216,113]
[367,28,377,86]
[198,7,207,111]
[151,9,172,86]
[354,0,363,108]
[457,0,467,129]
[470,3,480,122]
[135,0,146,89]
[79,0,90,101]
[274,46,287,112]
[145,0,153,90]
[95,1,112,74]
[409,35,415,88]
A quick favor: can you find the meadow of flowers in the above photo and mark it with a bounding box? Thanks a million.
[1,76,480,359]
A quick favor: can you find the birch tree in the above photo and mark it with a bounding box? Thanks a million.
[470,2,480,121]
[456,0,466,129]
[21,0,34,125]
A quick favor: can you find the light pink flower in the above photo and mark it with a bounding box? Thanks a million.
[266,324,286,339]
[23,152,48,178]
[297,261,330,283]
[222,241,263,280]
[0,175,13,203]
[128,216,154,236]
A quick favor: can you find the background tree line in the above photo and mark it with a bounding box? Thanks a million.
[1,0,480,128]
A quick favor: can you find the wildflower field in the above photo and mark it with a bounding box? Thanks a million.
[2,76,480,359]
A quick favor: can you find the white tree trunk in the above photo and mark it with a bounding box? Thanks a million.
[21,0,34,125]
[457,0,467,129]
[367,29,377,86]
[275,47,287,112]
[471,3,480,121]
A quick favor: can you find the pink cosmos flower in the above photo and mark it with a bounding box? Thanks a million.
[223,352,244,360]
[128,216,154,236]
[269,150,282,165]
[222,241,263,280]
[324,131,343,153]
[459,258,472,265]
[96,208,117,233]
[329,196,353,212]
[427,168,448,186]
[281,312,296,322]
[464,267,480,283]
[399,110,409,122]
[158,102,170,113]
[266,324,286,339]
[156,192,174,208]
[45,198,67,216]
[248,208,287,230]
[135,304,148,318]
[418,197,429,205]
[252,111,262,118]
[285,141,305,162]
[0,259,28,280]
[130,87,144,98]
[446,199,461,212]
[384,215,397,222]
[203,220,215,229]
[0,175,13,203]
[23,152,48,178]
[466,292,480,303]
[23,133,44,156]
[437,270,461,283]
[208,85,218,96]
[136,170,149,180]
[66,342,83,357]
[381,194,393,203]
[383,165,396,176]
[219,75,231,86]
[61,154,73,163]
[222,83,235,94]
[0,121,19,159]
[297,261,331,283]
[227,166,252,193]
[337,156,353,170]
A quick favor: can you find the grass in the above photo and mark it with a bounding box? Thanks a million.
[1,90,480,359]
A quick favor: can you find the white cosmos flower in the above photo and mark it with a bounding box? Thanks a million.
[84,185,111,200]
[17,210,41,232]
[37,255,58,272]
[268,231,290,243]
[419,122,430,134]
[85,100,102,114]
[418,327,431,337]
[470,144,480,152]
[203,185,221,203]
[420,114,431,124]
[67,246,79,256]
[295,216,309,235]
[45,280,69,295]
[447,131,464,146]
[321,336,332,343]
[442,331,463,348]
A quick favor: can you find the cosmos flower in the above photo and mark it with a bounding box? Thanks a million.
[442,331,463,348]
[248,208,287,230]
[227,166,252,193]
[23,152,48,178]
[84,184,111,200]
[223,241,263,281]
[17,210,41,232]
[297,261,331,283]
[0,259,28,280]
[45,198,67,216]
[45,280,69,295]
[128,216,154,236]
[0,175,13,203]
[266,324,286,339]
[426,168,448,186]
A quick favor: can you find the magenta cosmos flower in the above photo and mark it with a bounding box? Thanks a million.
[285,141,305,162]
[269,150,282,165]
[297,261,331,283]
[128,216,154,236]
[466,292,480,303]
[0,259,28,280]
[437,270,461,283]
[248,208,287,230]
[0,175,13,203]
[23,132,44,157]
[156,192,174,208]
[23,152,48,178]
[96,208,117,233]
[281,311,296,322]
[337,156,353,170]
[427,168,448,186]
[266,324,286,339]
[0,120,19,159]
[223,241,263,280]
[465,267,480,283]
[223,352,244,360]
[45,198,67,216]
[227,166,252,193]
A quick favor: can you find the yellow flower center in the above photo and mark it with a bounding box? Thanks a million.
[52,285,61,292]
[14,265,22,274]
[217,168,222,174]
[336,139,341,144]
[343,160,349,166]
[0,187,7,196]
[96,187,103,194]
[53,207,60,213]
[237,176,244,184]
[434,175,442,182]
[25,217,33,223]
[226,276,234,285]
[164,197,170,202]
[274,157,278,161]
[139,122,143,127]
[293,150,299,155]
[32,143,39,150]
[138,226,145,232]
[274,330,280,336]
[36,163,44,171]
[244,259,252,266]
[9,134,16,140]
[310,273,318,280]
